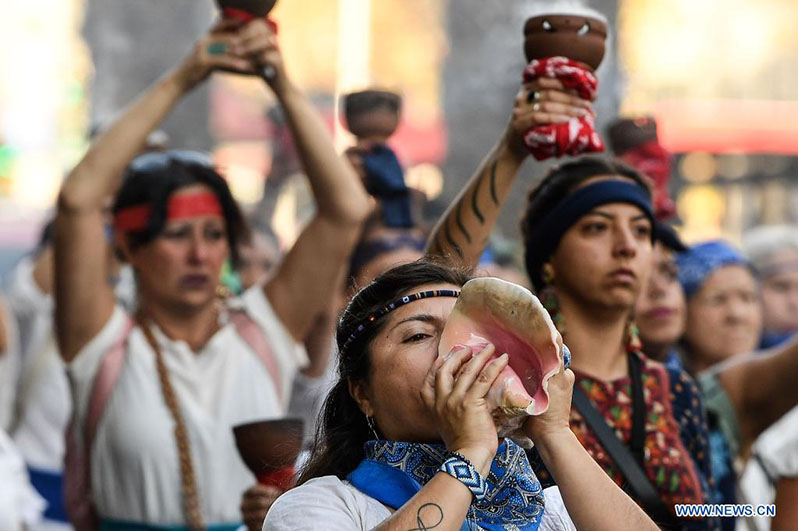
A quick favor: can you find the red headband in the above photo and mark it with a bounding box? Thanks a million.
[114,191,224,233]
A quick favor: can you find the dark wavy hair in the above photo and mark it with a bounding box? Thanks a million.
[112,151,249,266]
[297,259,472,484]
[520,156,651,291]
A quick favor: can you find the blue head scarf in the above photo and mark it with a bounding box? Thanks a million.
[676,240,750,299]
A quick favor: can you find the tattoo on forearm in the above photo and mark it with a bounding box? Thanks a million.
[454,201,472,244]
[489,160,499,205]
[432,155,501,259]
[443,221,464,259]
[470,174,485,224]
[408,503,444,531]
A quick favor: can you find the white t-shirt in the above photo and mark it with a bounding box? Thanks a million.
[264,476,575,531]
[737,406,798,531]
[68,287,307,526]
[4,257,70,471]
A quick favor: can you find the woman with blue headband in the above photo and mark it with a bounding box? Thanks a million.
[676,241,798,528]
[265,260,656,530]
[636,233,798,531]
[426,87,719,530]
[677,241,762,375]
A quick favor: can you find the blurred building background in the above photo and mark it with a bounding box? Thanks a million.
[0,0,796,278]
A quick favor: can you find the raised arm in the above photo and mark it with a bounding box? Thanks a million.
[246,21,371,344]
[524,367,658,531]
[425,79,590,268]
[716,336,798,452]
[54,23,250,362]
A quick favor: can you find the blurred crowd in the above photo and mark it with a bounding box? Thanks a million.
[0,7,796,531]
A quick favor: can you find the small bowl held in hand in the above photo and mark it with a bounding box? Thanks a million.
[233,418,304,489]
[342,90,402,140]
[523,14,608,71]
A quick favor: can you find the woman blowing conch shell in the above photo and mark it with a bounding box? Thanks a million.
[264,261,657,531]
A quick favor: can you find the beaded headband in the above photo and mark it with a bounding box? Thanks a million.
[340,289,460,355]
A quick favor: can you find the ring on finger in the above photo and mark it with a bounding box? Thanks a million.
[206,42,227,55]
[526,90,541,103]
[532,102,542,112]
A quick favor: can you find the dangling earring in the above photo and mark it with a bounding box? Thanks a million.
[539,264,566,336]
[625,320,642,353]
[215,284,232,300]
[366,416,380,441]
[541,263,555,285]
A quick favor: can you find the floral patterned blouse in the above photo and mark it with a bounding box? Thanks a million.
[528,352,720,531]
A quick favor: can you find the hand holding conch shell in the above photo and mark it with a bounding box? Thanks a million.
[522,357,575,444]
[438,277,567,446]
[420,341,510,475]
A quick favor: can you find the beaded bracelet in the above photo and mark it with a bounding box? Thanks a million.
[438,451,488,502]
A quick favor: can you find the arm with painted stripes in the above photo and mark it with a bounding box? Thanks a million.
[425,135,526,267]
[425,79,591,268]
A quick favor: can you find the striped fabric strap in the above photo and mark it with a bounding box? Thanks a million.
[229,311,284,406]
[439,452,488,501]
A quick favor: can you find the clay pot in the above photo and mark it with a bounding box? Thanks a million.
[233,418,304,488]
[523,14,607,71]
[215,0,277,17]
[606,116,658,155]
[342,90,402,139]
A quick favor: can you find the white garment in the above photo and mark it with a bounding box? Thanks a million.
[263,476,575,531]
[0,428,45,531]
[287,344,336,447]
[737,406,798,531]
[68,286,307,526]
[4,257,70,471]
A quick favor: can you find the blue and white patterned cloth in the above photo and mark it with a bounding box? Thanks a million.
[347,438,545,531]
[676,240,750,299]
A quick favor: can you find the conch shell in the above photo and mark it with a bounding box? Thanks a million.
[438,277,563,445]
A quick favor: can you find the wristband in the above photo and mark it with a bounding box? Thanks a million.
[438,451,488,501]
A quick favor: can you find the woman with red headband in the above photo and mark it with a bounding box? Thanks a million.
[427,84,719,529]
[53,18,370,531]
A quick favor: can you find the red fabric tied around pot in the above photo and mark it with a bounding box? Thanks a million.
[222,7,279,33]
[522,56,604,160]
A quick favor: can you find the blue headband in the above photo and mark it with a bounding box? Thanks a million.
[676,240,749,299]
[525,180,655,285]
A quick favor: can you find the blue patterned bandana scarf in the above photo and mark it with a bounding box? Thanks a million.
[347,438,545,531]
